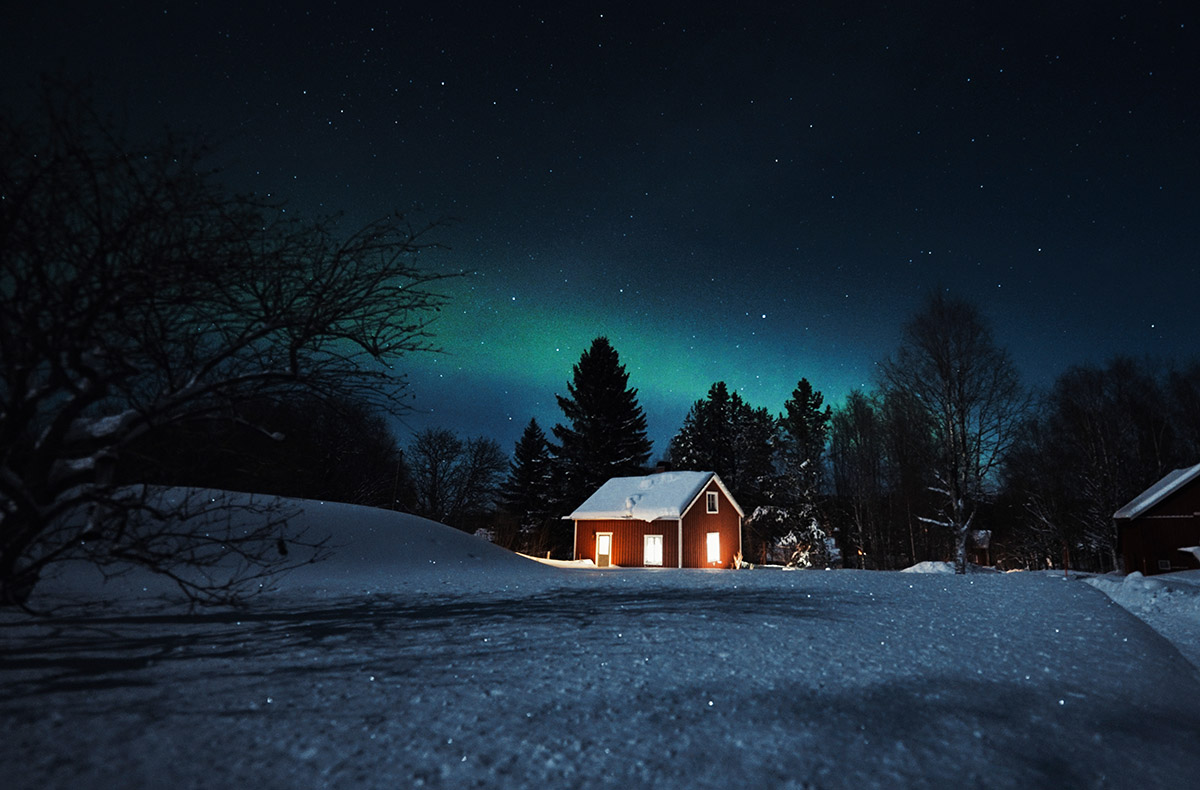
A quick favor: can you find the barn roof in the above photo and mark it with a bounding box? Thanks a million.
[1113,461,1200,520]
[568,471,742,521]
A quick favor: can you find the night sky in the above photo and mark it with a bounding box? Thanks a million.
[5,2,1198,454]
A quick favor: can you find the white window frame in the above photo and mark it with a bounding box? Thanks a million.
[706,531,720,564]
[706,491,719,514]
[643,534,663,566]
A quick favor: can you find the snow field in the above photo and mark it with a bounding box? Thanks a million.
[4,496,1200,788]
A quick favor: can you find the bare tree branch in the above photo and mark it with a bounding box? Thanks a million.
[0,80,458,606]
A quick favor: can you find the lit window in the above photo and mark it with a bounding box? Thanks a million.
[644,534,663,566]
[706,531,720,564]
[706,491,719,513]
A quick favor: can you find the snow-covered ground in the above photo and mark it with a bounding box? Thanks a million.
[4,495,1200,789]
[1083,569,1200,670]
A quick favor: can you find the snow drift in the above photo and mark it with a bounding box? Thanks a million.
[36,490,564,604]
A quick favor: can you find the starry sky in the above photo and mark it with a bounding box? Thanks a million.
[5,1,1198,455]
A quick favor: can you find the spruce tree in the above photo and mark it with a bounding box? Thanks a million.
[780,378,831,493]
[552,337,653,506]
[771,378,833,565]
[668,381,776,503]
[501,418,555,538]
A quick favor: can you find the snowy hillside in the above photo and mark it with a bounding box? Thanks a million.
[4,495,1200,789]
[36,491,564,602]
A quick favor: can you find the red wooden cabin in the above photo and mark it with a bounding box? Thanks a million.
[569,471,743,569]
[1114,462,1200,575]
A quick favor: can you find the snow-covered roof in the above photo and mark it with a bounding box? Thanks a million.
[1113,461,1200,520]
[568,471,741,521]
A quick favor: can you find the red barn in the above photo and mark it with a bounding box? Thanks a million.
[1114,462,1200,575]
[569,471,743,569]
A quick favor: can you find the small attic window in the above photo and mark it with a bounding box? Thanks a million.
[706,491,719,514]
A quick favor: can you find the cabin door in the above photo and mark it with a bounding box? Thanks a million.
[596,533,612,568]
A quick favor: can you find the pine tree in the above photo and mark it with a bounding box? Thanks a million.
[552,337,653,507]
[668,381,776,503]
[501,418,555,540]
[769,378,833,566]
[780,378,831,499]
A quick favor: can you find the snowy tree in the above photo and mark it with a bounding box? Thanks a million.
[770,378,832,563]
[552,337,653,507]
[0,84,454,606]
[882,293,1027,573]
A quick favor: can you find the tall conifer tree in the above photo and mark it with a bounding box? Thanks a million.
[502,418,555,537]
[668,381,776,504]
[763,378,833,565]
[552,337,652,507]
[780,378,831,498]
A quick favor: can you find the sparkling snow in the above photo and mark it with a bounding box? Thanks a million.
[3,495,1200,789]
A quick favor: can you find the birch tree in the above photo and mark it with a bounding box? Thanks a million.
[882,294,1027,573]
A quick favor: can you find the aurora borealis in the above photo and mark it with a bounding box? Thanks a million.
[4,2,1197,453]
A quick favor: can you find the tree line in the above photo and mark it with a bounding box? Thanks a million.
[120,303,1199,578]
[490,296,1200,576]
[5,83,1195,606]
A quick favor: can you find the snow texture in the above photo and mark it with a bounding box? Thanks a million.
[568,471,721,521]
[1084,570,1200,670]
[4,493,1200,789]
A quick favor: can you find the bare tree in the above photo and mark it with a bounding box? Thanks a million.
[830,390,884,568]
[0,84,455,605]
[407,428,507,529]
[1003,357,1183,572]
[882,293,1027,573]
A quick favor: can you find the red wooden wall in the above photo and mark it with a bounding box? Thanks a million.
[1120,479,1200,575]
[575,519,679,568]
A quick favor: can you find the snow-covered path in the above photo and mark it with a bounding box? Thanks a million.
[4,568,1199,789]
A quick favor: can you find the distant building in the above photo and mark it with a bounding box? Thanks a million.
[568,471,743,568]
[1114,462,1200,575]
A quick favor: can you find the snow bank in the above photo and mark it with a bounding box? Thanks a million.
[1084,570,1200,668]
[518,554,597,569]
[900,560,956,574]
[899,561,1001,575]
[36,490,563,604]
[10,493,1200,789]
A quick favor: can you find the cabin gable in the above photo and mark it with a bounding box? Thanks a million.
[680,479,742,568]
[1115,463,1200,575]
